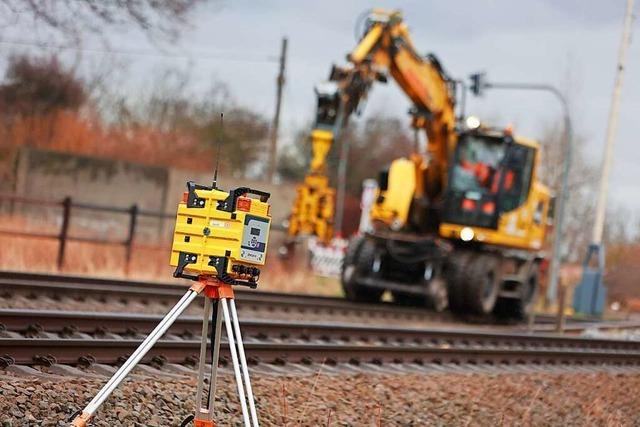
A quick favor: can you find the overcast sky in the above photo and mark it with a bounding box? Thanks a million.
[2,1,639,224]
[169,1,640,222]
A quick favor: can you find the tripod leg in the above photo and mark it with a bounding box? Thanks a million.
[194,297,212,421]
[207,300,223,412]
[72,288,200,426]
[193,298,223,426]
[221,298,251,427]
[229,299,259,427]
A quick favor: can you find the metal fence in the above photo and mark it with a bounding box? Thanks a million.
[0,193,176,273]
[0,193,290,275]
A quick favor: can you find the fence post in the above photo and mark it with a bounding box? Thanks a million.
[57,197,72,271]
[124,204,139,275]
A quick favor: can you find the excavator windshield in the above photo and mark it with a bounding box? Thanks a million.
[444,134,535,229]
[450,135,506,193]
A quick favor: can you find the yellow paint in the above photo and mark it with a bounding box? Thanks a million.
[309,129,334,173]
[370,158,416,227]
[170,186,271,278]
[287,174,335,243]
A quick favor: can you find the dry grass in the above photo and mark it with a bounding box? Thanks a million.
[0,215,342,296]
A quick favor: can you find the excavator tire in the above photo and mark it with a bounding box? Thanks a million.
[341,235,383,303]
[446,252,500,315]
[444,251,472,313]
[425,277,449,312]
[464,254,500,315]
[494,264,539,320]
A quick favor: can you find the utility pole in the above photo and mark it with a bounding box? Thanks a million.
[334,134,350,237]
[592,0,634,245]
[267,37,288,183]
[574,0,634,316]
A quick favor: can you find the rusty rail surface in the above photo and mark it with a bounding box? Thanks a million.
[2,308,639,350]
[2,270,618,326]
[1,308,639,369]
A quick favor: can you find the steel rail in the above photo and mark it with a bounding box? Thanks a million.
[2,309,640,352]
[0,272,478,321]
[0,270,614,324]
[2,337,640,368]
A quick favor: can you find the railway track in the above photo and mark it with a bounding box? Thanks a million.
[1,308,640,375]
[0,270,442,322]
[0,270,625,327]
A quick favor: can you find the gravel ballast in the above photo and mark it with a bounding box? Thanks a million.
[1,371,639,426]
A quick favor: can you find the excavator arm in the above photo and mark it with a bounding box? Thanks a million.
[286,9,458,245]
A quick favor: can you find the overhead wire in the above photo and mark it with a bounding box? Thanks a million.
[0,37,279,64]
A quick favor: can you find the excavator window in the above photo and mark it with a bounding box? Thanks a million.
[444,134,535,229]
[498,144,535,211]
[451,135,505,193]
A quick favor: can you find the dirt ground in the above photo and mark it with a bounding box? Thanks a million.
[1,371,638,426]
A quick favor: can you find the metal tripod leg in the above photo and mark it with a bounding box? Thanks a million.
[221,298,252,427]
[192,297,258,427]
[229,299,259,427]
[71,288,200,427]
[193,298,223,426]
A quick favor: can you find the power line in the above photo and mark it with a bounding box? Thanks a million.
[0,38,279,64]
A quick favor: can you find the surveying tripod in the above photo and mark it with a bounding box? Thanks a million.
[71,276,259,427]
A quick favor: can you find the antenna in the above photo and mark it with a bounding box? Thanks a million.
[213,112,223,188]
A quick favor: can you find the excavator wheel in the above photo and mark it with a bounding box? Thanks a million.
[494,265,539,320]
[425,277,449,312]
[341,235,383,303]
[463,254,500,315]
[446,252,500,315]
[444,251,472,313]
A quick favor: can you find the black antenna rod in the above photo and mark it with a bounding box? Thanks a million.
[213,112,223,188]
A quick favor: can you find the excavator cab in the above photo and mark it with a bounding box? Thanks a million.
[443,132,535,230]
[441,131,540,241]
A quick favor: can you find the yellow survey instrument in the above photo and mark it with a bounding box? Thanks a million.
[171,181,271,287]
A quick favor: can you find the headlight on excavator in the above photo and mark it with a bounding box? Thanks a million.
[460,227,475,242]
[465,116,481,130]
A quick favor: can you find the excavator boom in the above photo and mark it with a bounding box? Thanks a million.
[286,9,458,243]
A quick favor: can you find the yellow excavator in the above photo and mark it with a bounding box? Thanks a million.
[288,9,552,318]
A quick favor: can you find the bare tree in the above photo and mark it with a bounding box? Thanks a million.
[0,0,203,43]
[277,128,310,182]
[110,69,268,176]
[536,120,599,262]
[0,54,86,116]
[341,115,414,195]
